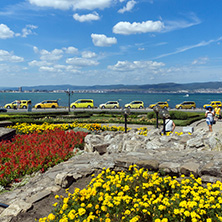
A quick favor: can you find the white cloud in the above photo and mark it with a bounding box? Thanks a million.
[192,57,209,65]
[63,46,78,54]
[163,13,201,33]
[118,0,136,13]
[82,51,97,58]
[39,66,55,72]
[73,12,100,22]
[155,37,222,59]
[33,46,39,53]
[0,50,24,62]
[40,49,63,61]
[113,20,164,35]
[0,24,14,39]
[108,60,165,72]
[28,0,113,10]
[66,57,99,67]
[20,24,38,38]
[28,60,52,67]
[91,33,117,47]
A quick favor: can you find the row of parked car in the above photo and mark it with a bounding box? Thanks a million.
[3,99,222,110]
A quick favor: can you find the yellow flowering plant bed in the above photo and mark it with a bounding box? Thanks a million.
[9,122,129,134]
[40,165,222,222]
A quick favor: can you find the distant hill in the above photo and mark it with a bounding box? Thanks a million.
[1,81,222,92]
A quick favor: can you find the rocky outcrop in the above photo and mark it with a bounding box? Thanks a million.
[2,127,222,221]
[84,128,222,152]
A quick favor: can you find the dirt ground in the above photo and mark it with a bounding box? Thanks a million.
[10,176,93,222]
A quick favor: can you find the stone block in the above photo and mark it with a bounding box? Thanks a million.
[55,172,74,188]
[0,121,13,127]
[136,159,159,171]
[183,126,194,133]
[26,190,51,204]
[0,128,16,142]
[93,143,109,155]
[201,175,222,183]
[115,157,138,168]
[0,200,32,217]
[159,162,180,174]
[200,162,222,177]
[180,162,200,177]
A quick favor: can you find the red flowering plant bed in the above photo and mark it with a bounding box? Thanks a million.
[0,129,87,188]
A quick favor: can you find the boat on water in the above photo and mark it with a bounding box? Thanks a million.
[184,94,189,97]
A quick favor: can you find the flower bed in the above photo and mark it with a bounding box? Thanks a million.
[40,165,222,222]
[9,122,128,134]
[0,129,87,187]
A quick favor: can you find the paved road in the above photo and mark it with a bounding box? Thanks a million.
[3,107,206,113]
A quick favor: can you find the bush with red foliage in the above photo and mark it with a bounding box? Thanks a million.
[0,129,87,187]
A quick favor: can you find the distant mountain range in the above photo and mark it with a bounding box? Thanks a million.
[1,81,222,92]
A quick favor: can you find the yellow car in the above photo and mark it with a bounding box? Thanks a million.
[99,101,120,109]
[124,101,144,109]
[70,99,94,109]
[175,101,196,109]
[35,100,59,109]
[4,100,31,109]
[203,101,222,109]
[149,101,169,109]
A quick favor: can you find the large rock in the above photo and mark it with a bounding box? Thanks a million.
[180,162,200,177]
[136,159,159,171]
[0,200,32,217]
[186,137,204,149]
[0,128,16,142]
[122,140,144,152]
[159,162,181,174]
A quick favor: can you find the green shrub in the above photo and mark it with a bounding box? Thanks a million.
[147,112,155,119]
[169,111,188,120]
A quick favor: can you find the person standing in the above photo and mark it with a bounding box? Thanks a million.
[214,105,221,120]
[205,106,215,132]
[163,114,175,134]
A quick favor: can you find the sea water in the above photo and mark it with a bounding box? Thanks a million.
[0,92,222,108]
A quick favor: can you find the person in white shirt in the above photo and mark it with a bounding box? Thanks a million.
[205,106,215,132]
[164,114,175,133]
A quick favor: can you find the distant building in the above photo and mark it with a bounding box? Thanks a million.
[19,87,22,92]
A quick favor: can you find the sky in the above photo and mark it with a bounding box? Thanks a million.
[0,0,222,87]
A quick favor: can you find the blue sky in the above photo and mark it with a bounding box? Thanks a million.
[0,0,222,87]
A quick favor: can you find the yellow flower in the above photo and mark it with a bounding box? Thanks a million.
[78,208,86,216]
[47,213,55,221]
[124,210,131,215]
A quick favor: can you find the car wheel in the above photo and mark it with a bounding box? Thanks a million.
[179,106,182,109]
[101,106,105,109]
[22,106,27,109]
[164,106,167,110]
[6,106,11,109]
[37,105,41,109]
[192,106,195,109]
[139,106,143,109]
[127,106,131,109]
[72,105,76,109]
[87,105,91,108]
[51,105,55,108]
[114,106,117,109]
